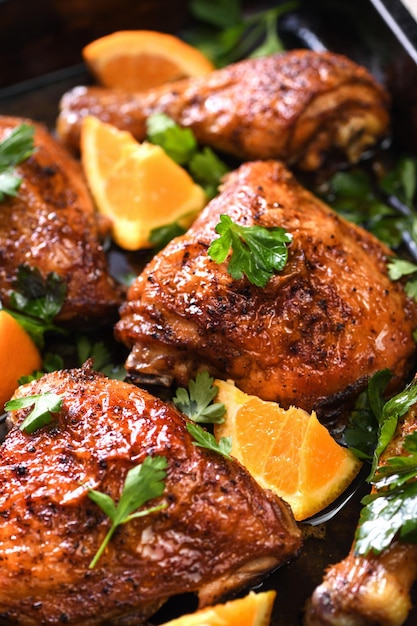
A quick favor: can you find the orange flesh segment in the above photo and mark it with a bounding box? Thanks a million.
[81,116,206,250]
[214,379,362,521]
[82,30,215,91]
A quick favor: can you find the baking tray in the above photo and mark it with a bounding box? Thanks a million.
[1,1,417,624]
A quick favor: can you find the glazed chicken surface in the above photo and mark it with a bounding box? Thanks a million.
[56,49,390,170]
[0,116,122,326]
[0,362,302,626]
[115,160,417,422]
[304,400,417,626]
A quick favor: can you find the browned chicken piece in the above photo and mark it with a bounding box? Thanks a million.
[0,361,302,626]
[56,49,390,170]
[0,116,122,327]
[115,160,417,423]
[304,398,417,626]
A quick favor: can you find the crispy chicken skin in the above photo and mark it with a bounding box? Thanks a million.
[0,116,122,326]
[0,362,302,626]
[56,49,390,170]
[115,160,417,422]
[304,402,417,626]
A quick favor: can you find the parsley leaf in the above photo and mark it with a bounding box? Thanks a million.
[146,113,197,165]
[186,421,232,460]
[0,123,36,201]
[189,147,229,200]
[352,379,417,556]
[321,157,417,259]
[355,480,417,556]
[149,222,187,251]
[208,214,292,287]
[76,335,126,380]
[5,392,63,434]
[380,156,417,208]
[322,170,407,250]
[173,370,226,424]
[344,369,392,460]
[3,265,67,348]
[146,113,229,201]
[187,0,298,67]
[369,378,417,480]
[373,432,417,490]
[387,257,417,303]
[88,455,168,568]
[189,0,241,29]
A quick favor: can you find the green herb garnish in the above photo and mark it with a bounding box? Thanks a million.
[5,392,63,434]
[0,123,36,201]
[146,113,197,165]
[3,264,66,348]
[88,455,168,568]
[355,429,417,556]
[149,221,187,252]
[187,0,298,67]
[387,257,417,303]
[186,421,232,460]
[322,170,407,250]
[173,370,226,424]
[351,377,417,556]
[380,156,417,208]
[368,378,417,480]
[208,214,292,287]
[76,335,126,380]
[321,157,417,254]
[146,113,229,200]
[344,369,392,460]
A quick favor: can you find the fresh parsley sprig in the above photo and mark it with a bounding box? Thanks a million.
[3,265,67,348]
[355,477,417,556]
[88,455,168,569]
[146,113,229,200]
[76,335,126,380]
[187,0,298,67]
[350,377,417,556]
[149,222,187,252]
[5,392,63,434]
[355,430,417,556]
[387,257,417,303]
[0,123,36,201]
[173,370,226,424]
[321,157,417,258]
[368,378,417,481]
[208,214,292,287]
[186,421,232,460]
[344,369,392,461]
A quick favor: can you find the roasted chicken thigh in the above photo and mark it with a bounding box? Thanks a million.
[0,116,122,326]
[57,49,390,170]
[0,362,302,625]
[115,160,417,422]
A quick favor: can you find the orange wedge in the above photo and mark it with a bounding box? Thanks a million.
[82,30,215,91]
[159,590,276,626]
[81,115,206,250]
[0,310,42,411]
[214,380,362,521]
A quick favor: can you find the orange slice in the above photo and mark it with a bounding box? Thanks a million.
[82,30,215,91]
[0,310,42,411]
[159,590,276,626]
[81,115,206,250]
[214,380,362,521]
